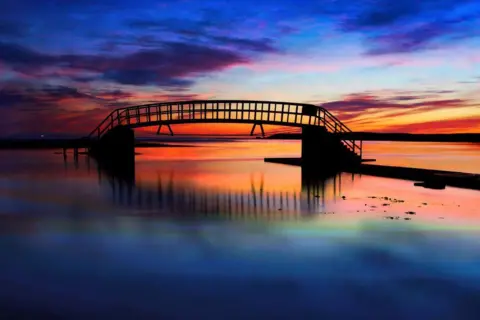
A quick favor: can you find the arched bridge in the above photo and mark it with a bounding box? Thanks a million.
[88,100,363,167]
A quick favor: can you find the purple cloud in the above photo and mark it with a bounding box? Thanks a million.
[0,41,249,87]
[322,91,467,114]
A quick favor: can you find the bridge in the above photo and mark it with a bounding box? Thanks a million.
[87,100,363,168]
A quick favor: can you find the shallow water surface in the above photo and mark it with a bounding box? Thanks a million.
[0,141,479,319]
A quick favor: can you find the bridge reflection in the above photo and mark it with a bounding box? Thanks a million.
[88,157,354,220]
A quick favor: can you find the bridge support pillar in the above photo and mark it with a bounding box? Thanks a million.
[250,123,265,137]
[301,125,358,170]
[156,124,174,136]
[89,125,135,180]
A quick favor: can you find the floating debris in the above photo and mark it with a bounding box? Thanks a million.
[382,203,390,206]
[404,218,411,220]
[385,216,400,220]
[422,202,428,205]
[341,196,346,200]
[405,211,416,215]
[368,196,377,199]
[371,206,377,208]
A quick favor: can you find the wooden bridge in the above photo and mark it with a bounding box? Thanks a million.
[87,100,363,168]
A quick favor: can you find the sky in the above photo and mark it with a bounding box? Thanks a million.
[1,0,479,137]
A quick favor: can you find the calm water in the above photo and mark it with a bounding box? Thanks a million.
[1,140,479,319]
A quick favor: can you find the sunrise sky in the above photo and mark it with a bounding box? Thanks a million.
[1,0,479,136]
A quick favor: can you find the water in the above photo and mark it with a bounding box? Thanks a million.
[1,140,479,319]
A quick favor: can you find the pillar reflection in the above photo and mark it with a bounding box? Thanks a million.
[92,159,352,221]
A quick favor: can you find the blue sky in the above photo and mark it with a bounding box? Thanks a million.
[1,0,479,135]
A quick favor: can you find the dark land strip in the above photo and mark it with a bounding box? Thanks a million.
[0,139,194,149]
[265,158,480,191]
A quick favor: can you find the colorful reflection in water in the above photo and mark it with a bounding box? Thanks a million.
[362,141,480,174]
[0,141,479,318]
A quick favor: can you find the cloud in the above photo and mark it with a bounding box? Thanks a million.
[0,83,141,135]
[365,18,478,55]
[94,89,134,100]
[319,89,479,133]
[0,88,42,109]
[323,92,467,114]
[149,93,207,102]
[125,17,279,53]
[209,36,277,53]
[334,0,480,55]
[377,117,480,133]
[0,81,212,135]
[0,42,53,70]
[343,1,455,30]
[93,42,248,86]
[0,84,101,110]
[0,41,248,88]
[0,20,27,37]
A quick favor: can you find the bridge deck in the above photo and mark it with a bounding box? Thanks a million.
[88,100,363,158]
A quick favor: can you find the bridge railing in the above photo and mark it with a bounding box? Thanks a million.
[88,100,362,158]
[320,108,363,158]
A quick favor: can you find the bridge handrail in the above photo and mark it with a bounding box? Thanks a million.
[88,100,362,157]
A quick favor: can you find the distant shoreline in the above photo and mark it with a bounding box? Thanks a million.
[1,132,479,150]
[0,139,194,150]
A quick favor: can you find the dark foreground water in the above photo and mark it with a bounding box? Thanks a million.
[1,141,479,319]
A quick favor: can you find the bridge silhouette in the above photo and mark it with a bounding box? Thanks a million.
[87,100,363,169]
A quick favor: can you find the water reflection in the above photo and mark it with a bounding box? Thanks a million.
[1,149,480,318]
[63,149,478,226]
[94,155,349,220]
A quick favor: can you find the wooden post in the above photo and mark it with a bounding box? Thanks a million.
[157,124,174,136]
[250,123,257,136]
